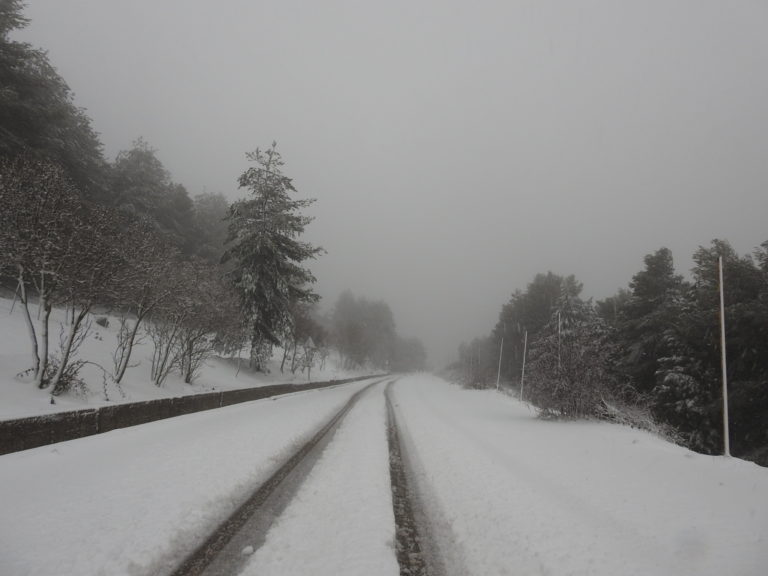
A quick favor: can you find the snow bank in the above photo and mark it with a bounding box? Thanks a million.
[0,295,373,420]
[392,374,768,576]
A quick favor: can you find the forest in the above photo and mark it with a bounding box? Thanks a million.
[0,0,425,398]
[452,242,768,465]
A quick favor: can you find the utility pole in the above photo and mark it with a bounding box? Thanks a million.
[495,336,504,391]
[520,330,528,402]
[496,322,507,391]
[557,310,562,372]
[718,256,731,457]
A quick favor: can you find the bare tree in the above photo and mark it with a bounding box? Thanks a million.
[111,220,178,383]
[147,265,190,387]
[47,204,126,394]
[174,263,240,384]
[0,155,87,388]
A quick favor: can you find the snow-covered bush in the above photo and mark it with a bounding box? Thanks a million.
[526,298,625,418]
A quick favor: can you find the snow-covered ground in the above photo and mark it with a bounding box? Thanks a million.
[1,374,766,576]
[239,382,399,576]
[0,379,375,576]
[391,374,768,576]
[0,295,372,420]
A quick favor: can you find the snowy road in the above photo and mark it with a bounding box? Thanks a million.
[391,375,768,576]
[0,379,379,576]
[2,374,767,576]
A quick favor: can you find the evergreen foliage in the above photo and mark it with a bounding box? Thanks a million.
[222,143,322,370]
[192,192,230,264]
[0,0,107,198]
[457,239,768,465]
[110,139,197,254]
[526,297,624,418]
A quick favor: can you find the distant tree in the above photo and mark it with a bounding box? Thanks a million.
[595,288,631,327]
[223,143,322,371]
[332,290,364,368]
[330,291,398,370]
[0,1,107,198]
[456,336,496,388]
[111,139,196,253]
[360,299,397,368]
[492,272,582,386]
[192,191,229,263]
[392,336,427,372]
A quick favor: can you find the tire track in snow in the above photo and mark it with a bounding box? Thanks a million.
[386,380,444,576]
[169,378,385,576]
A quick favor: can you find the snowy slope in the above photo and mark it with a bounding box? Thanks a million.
[0,295,371,420]
[0,381,373,576]
[391,374,768,576]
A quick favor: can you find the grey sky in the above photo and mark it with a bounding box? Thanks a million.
[17,0,768,367]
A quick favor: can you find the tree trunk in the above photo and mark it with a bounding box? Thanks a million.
[183,339,194,384]
[34,294,52,389]
[17,272,40,380]
[153,327,177,386]
[49,307,88,393]
[290,340,299,374]
[280,344,289,373]
[114,316,143,384]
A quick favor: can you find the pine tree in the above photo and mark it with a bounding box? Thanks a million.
[0,0,107,199]
[617,248,686,393]
[222,143,322,370]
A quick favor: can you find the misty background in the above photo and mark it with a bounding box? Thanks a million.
[16,0,768,367]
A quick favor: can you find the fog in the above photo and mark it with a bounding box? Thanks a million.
[17,0,768,367]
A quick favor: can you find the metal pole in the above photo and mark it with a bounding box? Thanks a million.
[718,256,731,457]
[520,330,528,402]
[557,311,561,371]
[495,337,504,391]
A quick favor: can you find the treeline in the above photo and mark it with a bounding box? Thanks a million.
[0,154,242,394]
[0,2,230,262]
[453,240,768,465]
[0,3,321,394]
[330,290,427,372]
[1,3,423,397]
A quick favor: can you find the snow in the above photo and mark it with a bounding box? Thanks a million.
[0,380,373,576]
[239,382,399,576]
[2,365,766,576]
[0,295,373,420]
[391,374,768,576]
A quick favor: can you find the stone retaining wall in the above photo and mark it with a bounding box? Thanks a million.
[0,375,383,455]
